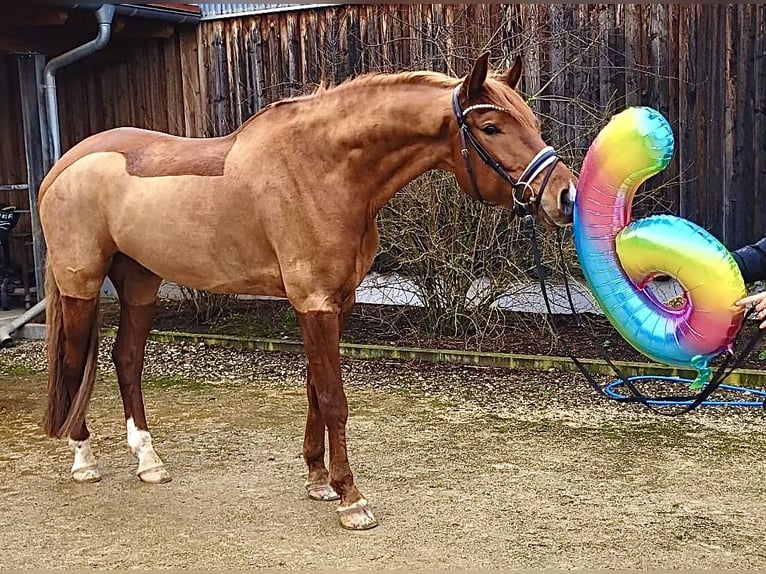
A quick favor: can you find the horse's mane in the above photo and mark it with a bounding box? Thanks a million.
[333,70,461,91]
[235,70,460,133]
[236,68,534,132]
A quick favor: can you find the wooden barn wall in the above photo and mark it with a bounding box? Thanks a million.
[0,4,764,251]
[194,3,766,248]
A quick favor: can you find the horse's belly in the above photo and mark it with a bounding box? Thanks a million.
[106,173,287,297]
[133,253,288,298]
[116,232,288,298]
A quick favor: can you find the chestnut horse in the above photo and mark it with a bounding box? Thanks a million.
[39,53,575,530]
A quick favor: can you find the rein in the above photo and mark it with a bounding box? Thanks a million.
[522,215,766,415]
[451,87,559,216]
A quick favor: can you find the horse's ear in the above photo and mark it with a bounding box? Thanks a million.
[498,55,523,91]
[461,51,491,100]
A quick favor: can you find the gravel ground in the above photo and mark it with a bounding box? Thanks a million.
[1,337,766,569]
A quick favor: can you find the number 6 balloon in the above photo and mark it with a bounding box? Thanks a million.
[573,107,746,389]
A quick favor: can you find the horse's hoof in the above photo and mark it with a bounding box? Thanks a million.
[72,465,101,483]
[306,482,340,501]
[137,465,172,484]
[337,498,378,530]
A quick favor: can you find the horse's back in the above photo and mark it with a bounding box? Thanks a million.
[39,127,236,201]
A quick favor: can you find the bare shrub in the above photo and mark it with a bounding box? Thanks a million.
[177,286,237,324]
[376,171,566,347]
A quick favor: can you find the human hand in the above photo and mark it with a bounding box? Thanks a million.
[736,291,766,329]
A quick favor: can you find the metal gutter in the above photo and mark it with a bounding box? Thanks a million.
[70,3,202,24]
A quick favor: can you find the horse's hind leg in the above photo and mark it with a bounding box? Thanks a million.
[60,297,102,483]
[298,296,377,530]
[108,254,169,484]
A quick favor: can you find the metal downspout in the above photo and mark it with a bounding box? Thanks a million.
[43,3,115,162]
[0,299,46,346]
[2,5,114,347]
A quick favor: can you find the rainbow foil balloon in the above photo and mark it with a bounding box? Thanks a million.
[573,107,746,389]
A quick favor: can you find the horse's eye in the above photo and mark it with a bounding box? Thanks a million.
[481,124,499,135]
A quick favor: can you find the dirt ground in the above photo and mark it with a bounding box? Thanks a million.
[2,338,766,569]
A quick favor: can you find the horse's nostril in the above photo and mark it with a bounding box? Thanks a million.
[560,187,574,217]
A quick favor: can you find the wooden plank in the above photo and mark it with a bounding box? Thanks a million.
[677,4,695,220]
[279,14,292,95]
[422,3,434,69]
[226,19,243,127]
[368,5,382,72]
[595,4,609,113]
[723,4,738,246]
[547,4,566,155]
[300,9,317,89]
[733,3,755,247]
[409,3,422,69]
[286,12,301,91]
[324,6,341,84]
[346,6,361,75]
[209,20,231,135]
[534,4,550,134]
[179,27,203,136]
[754,5,766,244]
[665,4,680,213]
[98,49,117,131]
[693,4,708,227]
[647,4,673,210]
[151,41,170,133]
[164,33,184,135]
[522,4,541,103]
[703,4,723,237]
[624,3,642,107]
[336,8,349,81]
[267,15,282,99]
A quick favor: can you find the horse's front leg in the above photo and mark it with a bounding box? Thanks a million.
[303,296,356,502]
[303,376,339,501]
[298,307,377,530]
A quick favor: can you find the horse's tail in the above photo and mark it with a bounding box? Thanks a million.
[42,260,100,438]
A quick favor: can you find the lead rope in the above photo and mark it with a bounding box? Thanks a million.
[523,215,766,415]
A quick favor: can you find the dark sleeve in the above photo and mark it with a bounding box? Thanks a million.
[732,237,766,283]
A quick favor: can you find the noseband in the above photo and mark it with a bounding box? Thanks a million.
[452,86,559,217]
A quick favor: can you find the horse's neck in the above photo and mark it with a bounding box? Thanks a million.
[338,83,456,208]
[250,82,456,211]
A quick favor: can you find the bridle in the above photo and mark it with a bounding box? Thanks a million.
[451,86,559,217]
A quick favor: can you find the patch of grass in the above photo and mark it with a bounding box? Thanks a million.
[209,309,299,338]
[0,362,43,376]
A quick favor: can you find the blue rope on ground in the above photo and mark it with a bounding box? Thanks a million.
[603,375,766,408]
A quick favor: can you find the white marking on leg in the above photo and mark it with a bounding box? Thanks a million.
[126,417,170,483]
[68,438,101,482]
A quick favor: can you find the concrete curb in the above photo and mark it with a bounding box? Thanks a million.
[101,327,766,388]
